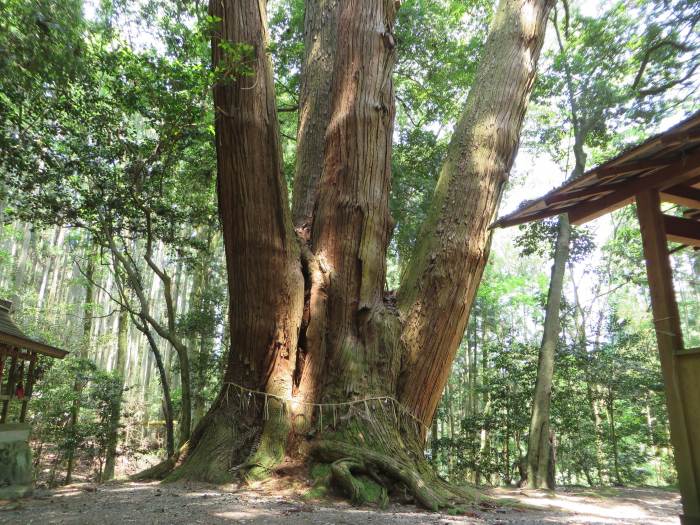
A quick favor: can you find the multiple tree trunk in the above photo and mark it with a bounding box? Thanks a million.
[169,0,555,508]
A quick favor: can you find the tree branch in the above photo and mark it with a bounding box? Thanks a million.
[632,39,694,91]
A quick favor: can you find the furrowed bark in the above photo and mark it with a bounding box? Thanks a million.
[288,0,339,419]
[291,0,339,228]
[164,0,555,509]
[397,0,554,427]
[170,0,304,482]
[310,0,397,400]
[294,1,468,509]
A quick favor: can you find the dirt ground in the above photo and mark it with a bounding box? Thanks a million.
[0,481,681,525]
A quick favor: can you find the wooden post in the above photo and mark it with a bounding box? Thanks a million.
[0,347,5,386]
[19,353,37,423]
[636,189,700,525]
[0,354,18,423]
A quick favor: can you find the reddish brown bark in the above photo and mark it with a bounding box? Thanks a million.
[308,0,397,399]
[211,0,304,396]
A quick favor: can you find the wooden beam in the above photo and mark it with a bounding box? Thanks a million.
[493,206,572,228]
[677,347,700,358]
[544,184,615,205]
[570,148,700,225]
[19,353,37,423]
[661,185,700,210]
[544,165,700,208]
[0,347,34,362]
[636,190,700,522]
[664,215,700,247]
[660,129,700,145]
[0,332,68,359]
[0,355,17,423]
[594,159,671,178]
[568,197,634,225]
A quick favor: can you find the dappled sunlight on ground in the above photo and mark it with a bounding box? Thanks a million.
[487,486,681,524]
[0,482,681,524]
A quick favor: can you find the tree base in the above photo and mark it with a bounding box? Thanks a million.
[140,395,478,512]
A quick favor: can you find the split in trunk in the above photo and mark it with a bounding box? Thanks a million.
[158,0,554,510]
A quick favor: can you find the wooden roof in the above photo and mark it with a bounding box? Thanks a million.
[494,110,700,230]
[0,300,68,359]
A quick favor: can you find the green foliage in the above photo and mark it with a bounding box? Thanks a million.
[389,0,492,272]
[30,356,123,480]
[3,0,217,253]
[515,218,594,263]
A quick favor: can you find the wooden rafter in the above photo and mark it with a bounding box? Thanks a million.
[495,111,700,230]
[544,184,615,205]
[593,159,671,178]
[664,214,700,247]
[660,129,700,145]
[0,331,67,359]
[493,205,568,228]
[661,185,700,210]
[0,346,34,362]
[569,148,700,225]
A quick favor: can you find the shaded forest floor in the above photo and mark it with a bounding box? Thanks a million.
[0,481,680,524]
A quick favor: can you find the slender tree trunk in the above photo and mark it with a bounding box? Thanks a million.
[13,223,31,293]
[37,226,62,311]
[175,341,192,446]
[431,417,439,464]
[525,104,587,488]
[141,322,175,459]
[103,308,128,481]
[128,313,178,480]
[606,389,623,486]
[477,334,490,485]
[526,215,570,489]
[65,249,95,484]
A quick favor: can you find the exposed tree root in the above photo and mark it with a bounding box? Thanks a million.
[132,387,477,515]
[330,458,388,506]
[312,439,475,511]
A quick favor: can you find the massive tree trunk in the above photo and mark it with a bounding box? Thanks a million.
[396,0,553,427]
[167,0,553,509]
[168,0,305,484]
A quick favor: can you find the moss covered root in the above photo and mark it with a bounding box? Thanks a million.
[312,439,474,511]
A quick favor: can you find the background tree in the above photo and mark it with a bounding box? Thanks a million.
[519,0,699,489]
